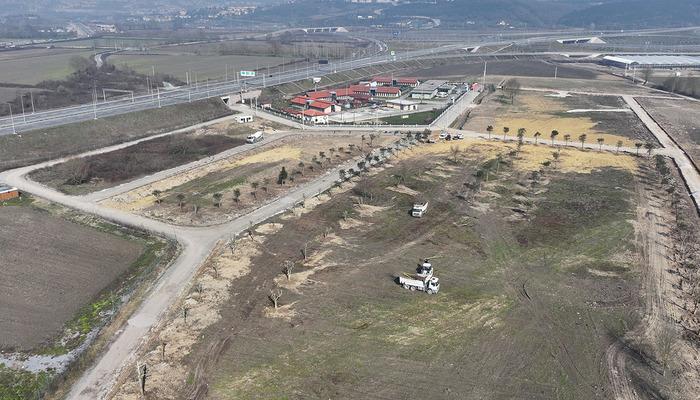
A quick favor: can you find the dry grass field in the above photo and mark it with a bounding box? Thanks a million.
[462,91,656,147]
[637,97,700,168]
[109,137,686,400]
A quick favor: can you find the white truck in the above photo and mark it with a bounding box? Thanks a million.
[398,275,440,294]
[411,201,428,218]
[246,131,264,144]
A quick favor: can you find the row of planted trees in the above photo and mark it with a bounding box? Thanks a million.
[484,125,656,155]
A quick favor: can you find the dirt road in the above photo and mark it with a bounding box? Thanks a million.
[0,133,396,399]
[623,95,700,212]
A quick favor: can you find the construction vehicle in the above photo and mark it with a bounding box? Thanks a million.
[397,275,440,294]
[412,201,428,218]
[246,131,264,144]
[416,259,434,279]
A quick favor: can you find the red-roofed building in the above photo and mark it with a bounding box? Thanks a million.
[348,84,401,97]
[301,109,328,124]
[372,76,420,87]
[305,90,332,100]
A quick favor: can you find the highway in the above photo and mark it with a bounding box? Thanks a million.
[1,26,695,136]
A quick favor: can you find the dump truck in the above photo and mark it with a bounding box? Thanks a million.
[246,131,264,144]
[397,275,440,294]
[412,201,428,218]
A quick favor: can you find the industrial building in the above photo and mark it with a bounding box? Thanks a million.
[386,99,419,111]
[601,55,700,69]
[0,185,19,201]
[410,80,452,100]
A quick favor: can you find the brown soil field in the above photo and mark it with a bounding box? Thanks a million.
[0,205,143,351]
[102,133,396,226]
[637,97,700,169]
[462,91,656,146]
[111,139,685,400]
[30,122,256,195]
[408,59,599,80]
[0,98,234,172]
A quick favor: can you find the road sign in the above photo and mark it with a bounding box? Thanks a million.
[240,71,256,77]
[390,51,396,56]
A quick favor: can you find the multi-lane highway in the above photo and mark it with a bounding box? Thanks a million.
[0,27,693,136]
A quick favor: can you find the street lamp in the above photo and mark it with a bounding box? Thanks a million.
[6,103,16,134]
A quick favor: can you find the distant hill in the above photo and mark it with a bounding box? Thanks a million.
[559,0,700,28]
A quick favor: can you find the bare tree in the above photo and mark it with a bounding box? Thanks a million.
[282,260,295,280]
[616,140,623,153]
[269,289,283,309]
[182,305,189,324]
[176,193,185,210]
[503,78,521,104]
[152,189,162,204]
[212,192,222,207]
[161,342,167,362]
[136,362,148,395]
[597,137,604,151]
[301,242,309,260]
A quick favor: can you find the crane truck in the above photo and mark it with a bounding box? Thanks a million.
[411,201,428,218]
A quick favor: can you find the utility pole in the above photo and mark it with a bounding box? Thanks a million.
[7,103,16,134]
[482,60,487,88]
[157,87,161,108]
[92,87,98,120]
[19,94,25,123]
[29,91,35,114]
[554,66,558,80]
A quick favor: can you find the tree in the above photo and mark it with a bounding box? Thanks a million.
[361,134,366,148]
[616,140,623,153]
[578,134,587,149]
[644,142,654,156]
[233,188,241,203]
[486,125,494,139]
[533,131,541,145]
[339,169,347,181]
[269,289,282,309]
[564,134,571,146]
[552,151,560,167]
[635,142,643,156]
[517,128,526,143]
[597,137,604,151]
[503,126,510,140]
[297,161,305,176]
[550,130,559,145]
[642,68,653,85]
[152,189,162,204]
[176,193,185,210]
[212,192,222,207]
[136,362,148,395]
[450,145,461,162]
[369,132,378,147]
[503,78,521,104]
[282,260,295,280]
[251,181,259,199]
[277,167,288,185]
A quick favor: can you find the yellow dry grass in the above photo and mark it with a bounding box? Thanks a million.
[489,93,636,147]
[408,138,637,174]
[102,145,302,212]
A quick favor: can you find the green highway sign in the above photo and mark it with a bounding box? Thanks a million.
[240,71,256,77]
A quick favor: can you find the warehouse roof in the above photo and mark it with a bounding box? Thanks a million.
[0,184,18,194]
[603,55,700,66]
[412,79,447,93]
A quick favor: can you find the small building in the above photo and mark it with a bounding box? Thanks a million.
[387,99,419,111]
[235,115,254,123]
[302,109,329,124]
[0,185,19,201]
[372,76,420,87]
[410,80,447,100]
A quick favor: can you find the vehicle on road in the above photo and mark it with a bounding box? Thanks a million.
[246,131,264,143]
[439,131,449,140]
[397,275,440,294]
[453,133,464,140]
[412,201,428,218]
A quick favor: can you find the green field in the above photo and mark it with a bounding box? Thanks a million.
[0,48,95,85]
[108,52,291,82]
[381,108,445,125]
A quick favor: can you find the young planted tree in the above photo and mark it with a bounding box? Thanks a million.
[277,167,288,185]
[503,126,510,140]
[644,142,654,156]
[550,130,559,145]
[533,131,541,145]
[616,140,623,153]
[563,134,571,146]
[152,189,163,204]
[517,128,526,145]
[635,142,643,156]
[597,137,604,151]
[233,188,241,203]
[486,125,494,139]
[269,289,283,309]
[176,193,186,210]
[212,192,223,207]
[450,145,461,162]
[339,169,347,182]
[282,260,295,280]
[578,134,587,149]
[251,181,259,199]
[369,132,378,147]
[297,161,305,176]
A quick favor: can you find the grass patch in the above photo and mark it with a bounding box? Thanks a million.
[0,98,235,172]
[380,108,445,125]
[0,364,52,400]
